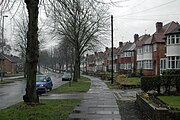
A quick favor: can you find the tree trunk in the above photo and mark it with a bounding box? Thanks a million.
[23,0,39,104]
[73,49,80,82]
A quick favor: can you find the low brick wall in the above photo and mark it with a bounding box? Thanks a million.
[136,93,170,120]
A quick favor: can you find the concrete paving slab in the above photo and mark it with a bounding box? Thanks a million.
[68,75,121,120]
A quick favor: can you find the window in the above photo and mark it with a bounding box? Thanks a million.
[137,47,142,54]
[167,36,170,44]
[127,63,131,69]
[143,60,152,69]
[168,56,180,69]
[176,56,180,68]
[171,35,175,44]
[137,61,143,69]
[120,64,124,69]
[143,45,152,53]
[160,58,167,75]
[153,44,157,51]
[176,34,180,44]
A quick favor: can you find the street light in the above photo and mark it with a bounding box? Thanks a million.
[1,15,8,81]
[2,15,8,53]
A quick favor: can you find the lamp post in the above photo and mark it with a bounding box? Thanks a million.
[1,15,8,81]
[2,15,8,53]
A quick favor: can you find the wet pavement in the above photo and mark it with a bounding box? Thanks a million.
[40,93,84,100]
[41,76,145,120]
[114,89,145,120]
[68,75,121,120]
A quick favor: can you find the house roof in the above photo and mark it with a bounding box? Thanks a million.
[136,34,151,47]
[0,53,22,63]
[165,25,180,35]
[151,21,179,44]
[127,43,136,51]
[141,21,179,45]
[87,54,95,63]
[117,42,133,54]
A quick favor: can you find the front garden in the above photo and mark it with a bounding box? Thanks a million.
[136,69,180,120]
[86,70,180,119]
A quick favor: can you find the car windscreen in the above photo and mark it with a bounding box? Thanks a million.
[63,72,71,77]
[36,76,46,82]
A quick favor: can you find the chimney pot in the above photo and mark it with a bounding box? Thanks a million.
[119,42,123,48]
[134,34,139,42]
[156,22,163,33]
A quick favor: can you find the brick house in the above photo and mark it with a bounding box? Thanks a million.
[104,47,119,72]
[94,52,105,72]
[0,53,22,75]
[136,34,151,75]
[160,25,180,74]
[117,42,133,73]
[136,21,179,76]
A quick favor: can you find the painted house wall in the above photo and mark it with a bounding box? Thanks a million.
[167,45,180,56]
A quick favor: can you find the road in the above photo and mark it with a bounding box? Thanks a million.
[0,68,67,109]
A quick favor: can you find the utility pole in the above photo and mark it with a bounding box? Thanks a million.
[111,15,114,84]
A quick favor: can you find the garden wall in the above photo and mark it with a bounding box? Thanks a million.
[136,93,170,120]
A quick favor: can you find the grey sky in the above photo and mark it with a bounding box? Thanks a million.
[109,0,180,47]
[2,0,180,52]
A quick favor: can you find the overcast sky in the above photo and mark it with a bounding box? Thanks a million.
[2,0,180,53]
[109,0,180,47]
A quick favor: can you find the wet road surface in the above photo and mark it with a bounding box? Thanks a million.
[0,68,67,109]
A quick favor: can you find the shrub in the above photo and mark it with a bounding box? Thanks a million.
[141,76,160,93]
[161,69,180,94]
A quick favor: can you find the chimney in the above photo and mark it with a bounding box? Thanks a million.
[119,42,123,48]
[156,22,163,33]
[134,34,139,42]
[94,52,97,55]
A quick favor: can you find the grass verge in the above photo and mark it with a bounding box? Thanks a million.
[158,96,180,110]
[0,99,80,120]
[0,80,14,84]
[105,81,119,89]
[51,76,91,93]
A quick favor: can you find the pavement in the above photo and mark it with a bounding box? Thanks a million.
[68,75,121,120]
[40,75,143,120]
[3,75,24,80]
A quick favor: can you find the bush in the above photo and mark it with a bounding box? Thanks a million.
[161,69,180,94]
[141,76,160,93]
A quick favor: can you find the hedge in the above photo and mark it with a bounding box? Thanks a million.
[141,76,160,93]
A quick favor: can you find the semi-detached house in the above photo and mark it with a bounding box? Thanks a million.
[83,21,179,76]
[136,21,179,76]
[160,25,180,74]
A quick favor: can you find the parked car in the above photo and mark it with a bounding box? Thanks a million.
[36,75,53,94]
[62,72,72,81]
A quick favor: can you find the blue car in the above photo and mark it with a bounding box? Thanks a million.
[36,75,53,94]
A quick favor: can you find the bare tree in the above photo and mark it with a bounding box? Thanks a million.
[48,0,109,81]
[22,0,39,104]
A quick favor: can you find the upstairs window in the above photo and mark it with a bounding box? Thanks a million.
[176,34,180,44]
[137,47,142,54]
[167,34,180,45]
[153,44,157,51]
[171,35,175,44]
[143,45,152,53]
